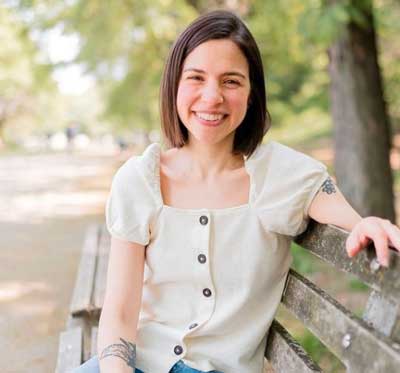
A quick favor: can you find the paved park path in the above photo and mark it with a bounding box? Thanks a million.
[0,149,126,373]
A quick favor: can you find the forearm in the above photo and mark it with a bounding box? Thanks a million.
[97,309,139,373]
[97,236,145,372]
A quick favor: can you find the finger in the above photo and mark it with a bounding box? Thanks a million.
[355,221,390,267]
[346,229,361,257]
[369,230,389,267]
[346,229,369,257]
[380,220,400,253]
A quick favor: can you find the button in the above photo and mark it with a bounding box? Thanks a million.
[189,323,198,329]
[198,254,206,264]
[199,215,208,225]
[174,345,183,355]
[203,288,212,297]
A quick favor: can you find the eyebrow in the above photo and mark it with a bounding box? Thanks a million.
[182,68,247,80]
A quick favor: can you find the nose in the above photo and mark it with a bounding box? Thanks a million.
[201,81,224,104]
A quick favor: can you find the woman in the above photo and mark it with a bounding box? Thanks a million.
[74,9,400,373]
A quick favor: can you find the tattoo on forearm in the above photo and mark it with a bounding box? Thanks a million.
[321,177,336,194]
[99,338,136,369]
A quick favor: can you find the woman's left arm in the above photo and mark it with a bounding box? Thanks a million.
[308,176,400,267]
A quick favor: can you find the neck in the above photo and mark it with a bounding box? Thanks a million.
[177,138,244,181]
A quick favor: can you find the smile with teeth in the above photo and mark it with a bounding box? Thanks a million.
[194,112,227,122]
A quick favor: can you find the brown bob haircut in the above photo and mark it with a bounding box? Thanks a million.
[159,9,271,158]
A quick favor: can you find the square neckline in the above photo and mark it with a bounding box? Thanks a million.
[154,143,253,214]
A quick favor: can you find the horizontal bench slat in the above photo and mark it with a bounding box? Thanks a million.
[282,269,400,372]
[295,221,400,302]
[70,224,99,315]
[266,320,322,372]
[55,327,82,373]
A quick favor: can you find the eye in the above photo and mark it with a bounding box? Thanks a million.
[188,75,203,81]
[225,79,240,86]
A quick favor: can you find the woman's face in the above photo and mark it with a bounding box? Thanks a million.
[176,38,251,147]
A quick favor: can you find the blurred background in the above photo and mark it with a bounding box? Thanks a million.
[0,0,399,372]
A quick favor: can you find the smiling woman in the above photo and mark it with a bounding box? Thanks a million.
[72,8,400,373]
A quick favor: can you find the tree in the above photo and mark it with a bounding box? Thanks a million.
[0,4,54,145]
[327,0,395,220]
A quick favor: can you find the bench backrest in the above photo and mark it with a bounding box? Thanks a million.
[265,221,400,372]
[56,222,400,372]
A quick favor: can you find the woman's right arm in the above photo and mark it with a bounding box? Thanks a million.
[97,236,145,373]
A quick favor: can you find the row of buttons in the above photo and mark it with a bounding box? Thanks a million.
[199,216,211,296]
[173,216,211,356]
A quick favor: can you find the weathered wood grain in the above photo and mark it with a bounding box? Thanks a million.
[70,224,100,315]
[295,220,400,302]
[265,320,322,372]
[93,225,110,313]
[91,326,98,359]
[55,327,82,373]
[282,269,400,372]
[363,290,400,342]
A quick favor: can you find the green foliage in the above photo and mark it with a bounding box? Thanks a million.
[300,330,326,361]
[297,0,372,48]
[0,6,34,94]
[348,278,369,292]
[298,330,344,372]
[374,0,400,127]
[290,242,319,274]
[4,0,400,141]
[0,4,56,142]
[14,0,198,129]
[248,1,330,128]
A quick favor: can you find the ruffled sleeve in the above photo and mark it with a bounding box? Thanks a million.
[250,141,330,237]
[105,144,161,245]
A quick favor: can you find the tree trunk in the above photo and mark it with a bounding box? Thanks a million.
[328,0,395,220]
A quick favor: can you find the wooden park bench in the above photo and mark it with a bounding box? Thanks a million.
[56,221,400,372]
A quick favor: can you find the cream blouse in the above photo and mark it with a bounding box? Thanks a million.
[105,140,329,373]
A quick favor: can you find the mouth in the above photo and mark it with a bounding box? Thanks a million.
[193,111,229,127]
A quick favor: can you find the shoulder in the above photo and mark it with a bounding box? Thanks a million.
[115,142,160,176]
[248,141,329,236]
[249,140,324,167]
[247,141,326,182]
[111,142,162,205]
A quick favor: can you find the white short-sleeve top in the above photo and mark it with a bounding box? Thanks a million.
[105,140,329,373]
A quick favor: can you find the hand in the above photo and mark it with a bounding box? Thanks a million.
[345,216,400,267]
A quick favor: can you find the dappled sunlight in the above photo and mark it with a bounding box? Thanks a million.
[0,190,108,223]
[0,152,117,224]
[0,150,120,372]
[0,281,51,303]
[13,299,58,321]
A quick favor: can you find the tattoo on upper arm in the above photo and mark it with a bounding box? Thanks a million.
[321,177,336,194]
[99,337,136,369]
